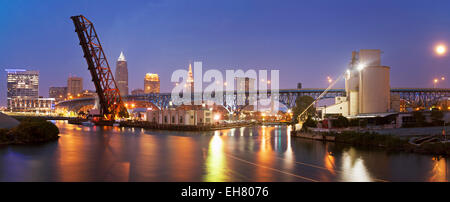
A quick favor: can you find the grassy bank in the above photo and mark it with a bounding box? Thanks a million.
[0,117,59,144]
[309,131,450,156]
[331,131,408,149]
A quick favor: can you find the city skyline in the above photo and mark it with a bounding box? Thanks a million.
[1,0,450,107]
[1,0,450,186]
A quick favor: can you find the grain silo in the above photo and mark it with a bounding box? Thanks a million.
[323,49,391,117]
[358,50,390,114]
[345,51,360,116]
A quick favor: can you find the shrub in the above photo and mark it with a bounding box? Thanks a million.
[304,116,317,128]
[10,120,59,144]
[0,128,13,143]
[335,131,408,148]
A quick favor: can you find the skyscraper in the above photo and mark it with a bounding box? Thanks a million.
[115,51,128,96]
[144,73,160,94]
[67,76,83,97]
[6,69,39,108]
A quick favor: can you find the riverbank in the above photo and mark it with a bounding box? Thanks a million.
[292,130,450,156]
[68,118,264,131]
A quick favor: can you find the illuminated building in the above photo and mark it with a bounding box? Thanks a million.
[67,76,83,97]
[144,73,160,94]
[115,51,129,96]
[6,69,39,109]
[147,108,213,125]
[8,98,55,113]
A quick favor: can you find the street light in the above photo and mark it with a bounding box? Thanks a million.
[214,114,221,121]
[434,78,439,88]
[357,63,366,71]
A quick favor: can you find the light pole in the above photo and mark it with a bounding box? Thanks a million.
[434,78,439,88]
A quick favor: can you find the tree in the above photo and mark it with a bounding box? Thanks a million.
[303,116,318,128]
[292,95,315,123]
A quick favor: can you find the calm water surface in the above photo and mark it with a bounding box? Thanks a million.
[0,120,448,182]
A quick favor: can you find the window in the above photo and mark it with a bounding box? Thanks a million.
[172,116,175,123]
[164,116,167,123]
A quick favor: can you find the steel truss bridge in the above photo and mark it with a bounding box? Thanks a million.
[56,88,449,112]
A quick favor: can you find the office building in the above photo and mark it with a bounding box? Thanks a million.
[67,76,83,97]
[115,51,129,96]
[6,69,39,109]
[144,73,160,94]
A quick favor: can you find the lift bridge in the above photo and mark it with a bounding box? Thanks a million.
[71,15,127,119]
[56,88,450,113]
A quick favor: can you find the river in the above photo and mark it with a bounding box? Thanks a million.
[0,120,448,182]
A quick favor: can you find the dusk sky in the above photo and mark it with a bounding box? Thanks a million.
[0,0,449,106]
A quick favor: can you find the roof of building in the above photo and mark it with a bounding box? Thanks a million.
[118,51,126,62]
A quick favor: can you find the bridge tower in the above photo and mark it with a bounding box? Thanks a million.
[71,15,127,120]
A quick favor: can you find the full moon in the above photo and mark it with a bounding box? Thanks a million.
[435,44,447,55]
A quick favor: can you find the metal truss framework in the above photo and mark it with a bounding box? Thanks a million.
[57,88,450,112]
[71,15,125,119]
[391,88,450,109]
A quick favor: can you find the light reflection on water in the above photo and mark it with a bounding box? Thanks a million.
[340,148,372,182]
[0,120,448,182]
[204,132,227,182]
[429,157,448,182]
